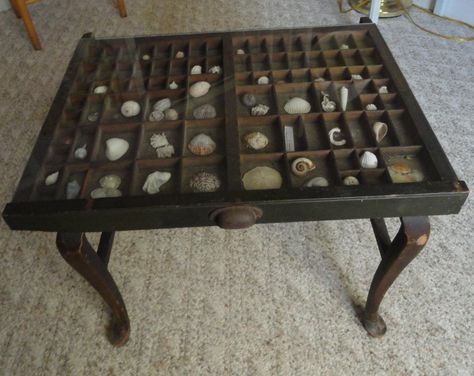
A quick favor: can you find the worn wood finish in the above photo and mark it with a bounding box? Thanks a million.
[56,232,130,346]
[363,216,430,337]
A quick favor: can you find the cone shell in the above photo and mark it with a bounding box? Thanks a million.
[340,86,348,111]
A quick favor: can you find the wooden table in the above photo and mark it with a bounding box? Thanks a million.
[2,19,468,346]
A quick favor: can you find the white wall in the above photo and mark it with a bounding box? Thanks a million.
[0,0,11,12]
[434,0,474,25]
[413,0,436,10]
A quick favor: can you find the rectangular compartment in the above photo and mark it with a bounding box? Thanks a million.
[359,48,382,65]
[306,51,326,68]
[341,50,364,66]
[169,59,188,76]
[328,67,352,81]
[236,85,278,117]
[287,151,338,188]
[333,149,360,171]
[131,159,180,195]
[183,119,225,157]
[322,51,345,67]
[290,69,312,83]
[150,60,170,77]
[360,168,391,185]
[264,35,286,53]
[279,115,308,151]
[59,166,88,200]
[333,82,363,111]
[139,122,183,159]
[343,112,375,148]
[240,153,288,190]
[271,70,291,84]
[93,124,140,163]
[365,112,399,147]
[79,95,105,126]
[251,54,271,71]
[287,52,307,69]
[359,94,384,112]
[322,112,354,149]
[82,162,133,198]
[180,155,225,193]
[145,90,187,122]
[275,83,317,115]
[234,54,252,72]
[101,93,145,123]
[238,116,284,153]
[206,37,223,56]
[387,110,422,146]
[67,126,98,163]
[301,113,330,150]
[269,53,289,70]
[380,93,404,110]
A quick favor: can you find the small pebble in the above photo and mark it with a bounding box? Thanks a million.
[164,108,179,121]
[241,93,257,107]
[175,51,185,58]
[142,54,151,61]
[257,76,270,85]
[87,112,100,122]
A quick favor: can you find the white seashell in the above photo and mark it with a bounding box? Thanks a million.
[378,85,389,94]
[153,98,171,112]
[257,76,270,85]
[142,54,151,61]
[321,94,336,112]
[291,157,316,177]
[90,187,122,199]
[284,97,311,114]
[175,51,185,59]
[236,49,245,55]
[343,176,360,186]
[156,144,175,158]
[244,132,268,150]
[105,138,129,161]
[193,104,216,119]
[169,81,178,89]
[164,108,179,121]
[328,127,346,146]
[66,180,81,199]
[340,86,348,111]
[304,176,329,187]
[149,110,164,122]
[190,171,221,192]
[93,85,108,94]
[360,151,378,169]
[366,103,378,111]
[351,74,363,80]
[188,133,216,156]
[150,133,169,149]
[45,171,59,186]
[340,44,349,49]
[208,65,222,74]
[99,174,121,190]
[314,77,325,82]
[87,112,100,122]
[74,144,87,160]
[120,100,141,117]
[190,65,202,75]
[142,171,171,194]
[251,104,270,116]
[373,121,388,143]
[189,81,211,98]
[242,166,282,190]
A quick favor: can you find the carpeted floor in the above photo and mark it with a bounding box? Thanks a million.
[0,1,473,375]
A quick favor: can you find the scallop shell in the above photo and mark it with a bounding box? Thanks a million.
[189,81,211,98]
[257,76,270,85]
[105,138,129,161]
[360,151,378,169]
[190,171,221,192]
[120,100,141,117]
[190,65,202,75]
[66,180,81,199]
[304,176,329,187]
[366,104,378,111]
[208,65,222,74]
[242,166,282,190]
[321,94,336,112]
[193,104,216,120]
[284,97,311,114]
[153,98,171,112]
[328,127,346,146]
[343,176,360,186]
[340,86,348,111]
[244,132,268,150]
[373,121,388,143]
[291,157,316,177]
[90,187,122,199]
[236,49,245,55]
[378,85,389,94]
[74,144,87,160]
[188,133,216,156]
[251,104,270,116]
[45,171,59,186]
[149,110,164,122]
[164,108,179,121]
[351,74,363,80]
[142,171,171,194]
[169,81,178,89]
[93,85,108,94]
[99,174,121,190]
[175,51,185,59]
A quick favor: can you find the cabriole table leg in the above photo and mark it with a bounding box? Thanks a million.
[363,216,430,337]
[56,232,130,346]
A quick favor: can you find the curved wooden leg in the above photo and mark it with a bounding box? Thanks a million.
[56,232,130,346]
[116,0,127,17]
[363,216,430,337]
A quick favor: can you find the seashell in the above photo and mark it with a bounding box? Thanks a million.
[90,187,122,199]
[99,174,121,190]
[121,100,141,118]
[236,49,245,55]
[378,85,389,94]
[351,74,363,80]
[244,132,268,150]
[142,54,151,61]
[149,110,164,122]
[257,76,270,85]
[153,98,171,112]
[242,166,282,190]
[314,77,325,82]
[340,44,349,49]
[304,176,329,187]
[366,103,378,111]
[284,97,311,114]
[291,157,316,177]
[169,81,178,89]
[388,163,424,183]
[241,93,257,107]
[142,171,171,194]
[360,151,378,169]
[189,81,211,98]
[343,176,360,186]
[321,94,336,112]
[208,65,222,74]
[190,171,221,192]
[156,144,175,158]
[328,127,346,146]
[188,133,216,156]
[251,104,270,116]
[150,133,170,149]
[164,108,179,121]
[193,104,216,120]
[190,65,202,75]
[93,85,108,94]
[340,86,348,111]
[74,144,87,160]
[45,171,59,186]
[87,111,100,122]
[66,180,81,199]
[105,138,129,161]
[373,121,388,143]
[175,51,185,59]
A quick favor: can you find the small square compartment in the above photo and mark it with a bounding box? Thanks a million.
[33,166,64,201]
[232,37,250,53]
[322,51,345,67]
[83,163,133,198]
[138,44,155,61]
[365,112,399,147]
[328,67,352,81]
[240,153,288,190]
[238,116,284,153]
[84,44,102,62]
[248,37,265,54]
[387,110,421,146]
[341,50,364,66]
[352,79,378,95]
[317,35,338,50]
[314,82,340,112]
[127,78,146,93]
[206,38,223,56]
[287,52,307,69]
[150,60,170,76]
[93,124,139,163]
[251,54,271,71]
[293,34,312,51]
[188,57,206,75]
[323,113,354,149]
[264,36,286,53]
[235,72,254,86]
[334,33,357,50]
[279,115,307,151]
[290,69,311,83]
[306,52,326,68]
[46,130,75,165]
[183,119,225,157]
[270,53,289,70]
[139,122,183,159]
[310,68,331,82]
[360,169,391,185]
[380,94,404,110]
[166,75,187,90]
[180,155,225,193]
[359,48,382,65]
[253,71,272,85]
[79,95,105,125]
[95,62,115,81]
[310,35,322,50]
[60,167,88,200]
[333,83,363,111]
[373,79,395,94]
[271,70,291,84]
[169,59,188,76]
[147,76,168,91]
[366,65,388,79]
[344,112,375,148]
[287,151,337,188]
[109,79,129,93]
[339,169,362,186]
[155,41,173,59]
[333,149,360,170]
[90,80,111,95]
[115,62,133,82]
[132,159,180,195]
[189,39,207,57]
[101,93,145,123]
[234,55,252,72]
[347,66,370,80]
[145,90,186,122]
[275,83,317,115]
[68,126,98,163]
[71,79,92,94]
[171,41,189,58]
[358,148,385,170]
[236,85,278,117]
[76,62,98,83]
[353,32,374,48]
[206,56,223,73]
[302,113,330,150]
[359,94,384,112]
[186,92,225,120]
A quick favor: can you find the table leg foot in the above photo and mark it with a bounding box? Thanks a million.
[363,216,430,337]
[56,232,130,346]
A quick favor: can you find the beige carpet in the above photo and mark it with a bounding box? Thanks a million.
[0,1,473,375]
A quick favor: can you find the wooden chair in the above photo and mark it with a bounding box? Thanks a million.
[9,0,127,50]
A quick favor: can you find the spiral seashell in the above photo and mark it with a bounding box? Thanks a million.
[328,127,346,146]
[189,81,211,98]
[284,97,311,114]
[291,157,316,177]
[373,121,388,143]
[360,151,378,169]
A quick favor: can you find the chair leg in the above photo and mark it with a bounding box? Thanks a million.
[116,0,127,17]
[10,0,21,18]
[15,0,42,50]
